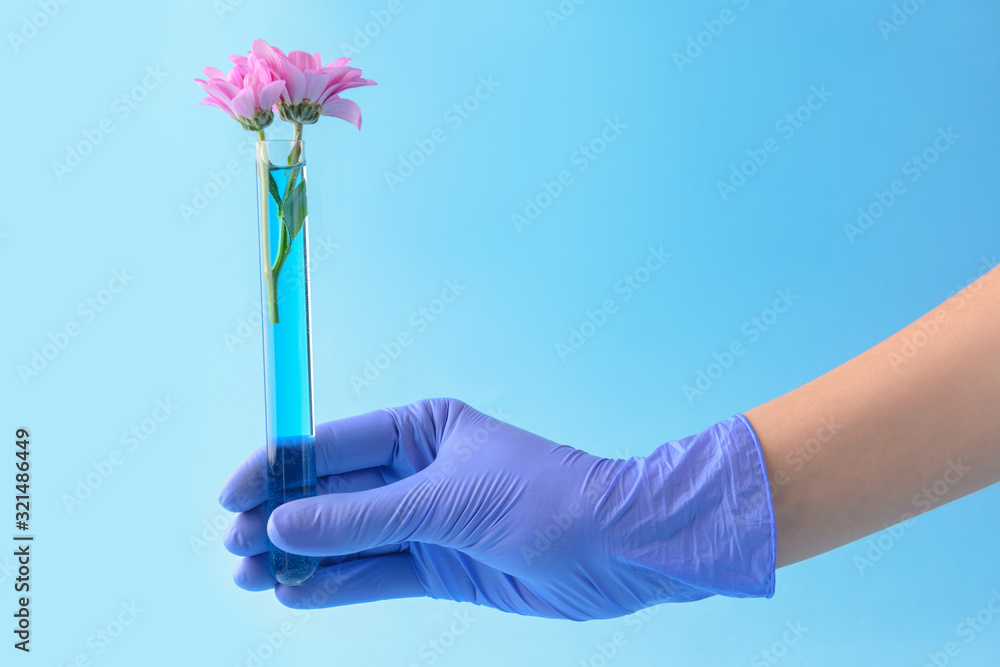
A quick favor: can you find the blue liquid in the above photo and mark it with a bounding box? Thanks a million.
[266,435,317,585]
[258,158,319,586]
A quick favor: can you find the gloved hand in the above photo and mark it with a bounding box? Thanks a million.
[219,398,776,621]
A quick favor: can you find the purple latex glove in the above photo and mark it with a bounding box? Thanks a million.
[219,398,776,620]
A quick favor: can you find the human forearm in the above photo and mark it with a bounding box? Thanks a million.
[744,264,1000,567]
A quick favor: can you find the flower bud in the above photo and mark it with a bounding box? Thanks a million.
[236,109,275,132]
[276,101,323,125]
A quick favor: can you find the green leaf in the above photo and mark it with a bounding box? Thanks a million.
[283,179,308,241]
[279,210,294,249]
[268,172,283,215]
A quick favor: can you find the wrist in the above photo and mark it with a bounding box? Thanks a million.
[625,415,777,602]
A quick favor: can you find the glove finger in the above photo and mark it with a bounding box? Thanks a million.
[314,407,400,476]
[233,546,411,592]
[316,399,465,480]
[220,399,460,513]
[274,553,427,609]
[218,446,269,512]
[224,468,389,555]
[224,503,269,556]
[220,453,388,513]
[319,466,386,495]
[268,471,455,556]
[233,553,276,591]
[219,409,399,512]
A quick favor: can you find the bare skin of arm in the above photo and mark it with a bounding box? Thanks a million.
[744,264,1000,568]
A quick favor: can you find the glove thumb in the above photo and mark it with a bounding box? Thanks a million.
[267,470,451,556]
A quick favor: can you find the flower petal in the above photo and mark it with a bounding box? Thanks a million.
[280,61,306,104]
[211,78,242,99]
[251,44,305,103]
[316,76,376,105]
[321,97,362,129]
[258,80,286,110]
[196,79,239,109]
[246,63,273,103]
[231,89,257,117]
[252,39,287,68]
[246,53,277,82]
[198,96,236,118]
[202,66,227,80]
[321,66,362,85]
[287,50,315,72]
[302,70,329,103]
[228,66,247,88]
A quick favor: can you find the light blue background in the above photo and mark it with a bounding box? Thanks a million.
[4,0,999,665]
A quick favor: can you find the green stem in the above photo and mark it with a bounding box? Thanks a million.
[256,132,279,324]
[266,271,279,325]
[272,217,288,282]
[264,124,306,312]
[272,243,289,285]
[283,123,304,201]
[272,123,304,286]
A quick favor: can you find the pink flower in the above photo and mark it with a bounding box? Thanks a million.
[195,53,286,131]
[250,39,376,128]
